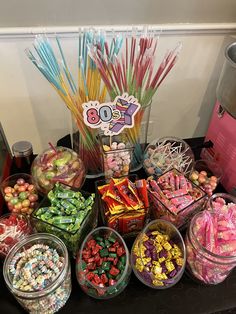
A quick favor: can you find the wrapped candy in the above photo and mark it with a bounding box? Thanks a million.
[186,193,236,284]
[131,219,186,288]
[148,169,207,229]
[97,177,149,236]
[31,183,96,257]
[76,227,131,299]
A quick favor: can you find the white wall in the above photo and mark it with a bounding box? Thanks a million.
[0,0,236,27]
[0,27,235,154]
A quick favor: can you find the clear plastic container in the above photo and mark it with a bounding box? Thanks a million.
[149,169,207,229]
[186,193,236,285]
[0,213,32,258]
[96,175,150,237]
[31,146,86,195]
[99,133,134,179]
[131,219,186,289]
[31,188,98,258]
[143,136,194,177]
[3,233,71,313]
[189,159,223,196]
[76,227,131,299]
[0,173,39,215]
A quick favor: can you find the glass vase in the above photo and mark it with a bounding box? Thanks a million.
[71,115,103,178]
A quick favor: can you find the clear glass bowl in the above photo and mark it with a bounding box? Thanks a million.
[31,146,86,195]
[76,226,131,299]
[186,194,236,285]
[0,173,39,215]
[3,233,71,313]
[131,219,186,289]
[143,136,194,177]
[0,213,32,258]
[31,188,98,258]
[189,159,223,196]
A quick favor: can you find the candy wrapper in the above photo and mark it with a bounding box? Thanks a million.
[148,169,207,229]
[97,177,149,236]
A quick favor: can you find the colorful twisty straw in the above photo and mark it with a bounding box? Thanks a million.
[89,30,182,162]
[26,31,123,173]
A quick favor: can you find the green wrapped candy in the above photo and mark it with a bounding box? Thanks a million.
[51,216,75,224]
[68,198,84,210]
[54,190,76,199]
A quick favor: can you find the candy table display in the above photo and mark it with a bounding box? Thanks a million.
[131,219,186,288]
[31,183,96,257]
[99,133,134,179]
[1,174,38,215]
[148,169,207,229]
[76,227,131,299]
[189,159,223,196]
[31,146,86,194]
[0,213,32,258]
[186,193,236,285]
[143,137,194,177]
[3,233,71,313]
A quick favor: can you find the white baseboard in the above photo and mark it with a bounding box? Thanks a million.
[0,23,236,38]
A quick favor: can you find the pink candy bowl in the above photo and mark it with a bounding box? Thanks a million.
[186,193,236,285]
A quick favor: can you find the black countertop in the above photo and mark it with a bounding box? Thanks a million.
[0,137,235,314]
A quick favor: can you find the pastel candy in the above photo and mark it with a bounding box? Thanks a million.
[103,141,132,178]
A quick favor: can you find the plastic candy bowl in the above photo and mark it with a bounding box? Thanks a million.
[131,219,186,289]
[31,146,86,195]
[0,213,32,258]
[1,173,38,215]
[3,233,71,313]
[143,137,194,177]
[76,227,131,299]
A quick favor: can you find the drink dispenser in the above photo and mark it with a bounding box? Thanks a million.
[201,42,236,194]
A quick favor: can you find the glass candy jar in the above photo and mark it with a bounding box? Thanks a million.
[186,193,236,284]
[3,233,71,313]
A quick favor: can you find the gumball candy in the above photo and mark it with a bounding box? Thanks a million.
[17,178,25,186]
[198,175,206,184]
[14,202,23,211]
[190,171,199,181]
[189,160,222,196]
[18,185,26,192]
[27,184,35,192]
[28,194,38,202]
[1,174,38,215]
[22,199,30,208]
[4,187,12,194]
[210,176,218,182]
[10,197,19,205]
[14,184,19,191]
[4,193,13,202]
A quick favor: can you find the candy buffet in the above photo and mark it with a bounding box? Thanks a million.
[1,29,236,314]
